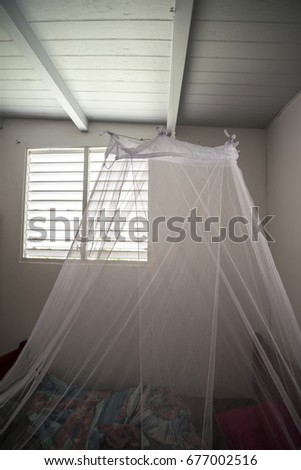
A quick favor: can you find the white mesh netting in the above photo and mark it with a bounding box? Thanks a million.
[1,132,301,450]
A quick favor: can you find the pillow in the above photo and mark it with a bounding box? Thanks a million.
[252,334,301,410]
[216,401,301,450]
[0,340,27,379]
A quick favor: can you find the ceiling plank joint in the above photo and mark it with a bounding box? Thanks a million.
[0,0,89,131]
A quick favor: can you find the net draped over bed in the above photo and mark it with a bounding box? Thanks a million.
[0,132,301,450]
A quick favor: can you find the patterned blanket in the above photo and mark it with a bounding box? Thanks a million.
[27,375,201,450]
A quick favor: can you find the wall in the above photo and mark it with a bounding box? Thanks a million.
[267,92,301,326]
[0,127,4,339]
[0,119,266,356]
[177,126,267,211]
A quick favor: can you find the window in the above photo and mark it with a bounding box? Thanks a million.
[23,148,148,262]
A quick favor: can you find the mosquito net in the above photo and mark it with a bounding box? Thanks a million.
[0,131,301,450]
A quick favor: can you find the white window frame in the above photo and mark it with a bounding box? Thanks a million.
[22,147,148,263]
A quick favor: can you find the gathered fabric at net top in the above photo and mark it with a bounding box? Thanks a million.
[0,132,301,450]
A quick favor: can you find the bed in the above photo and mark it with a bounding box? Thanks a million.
[1,334,300,450]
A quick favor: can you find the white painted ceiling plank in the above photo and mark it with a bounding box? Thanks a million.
[0,98,64,107]
[0,80,48,90]
[0,56,171,71]
[60,70,169,83]
[0,39,21,55]
[193,21,301,44]
[188,72,301,87]
[56,56,170,72]
[185,84,296,98]
[194,0,301,23]
[0,25,10,40]
[167,0,194,135]
[41,40,171,57]
[0,105,66,114]
[74,92,168,103]
[17,0,173,22]
[0,56,30,68]
[86,109,166,121]
[189,41,301,61]
[0,90,168,103]
[67,82,169,94]
[79,101,167,111]
[187,58,301,75]
[0,69,43,80]
[0,0,89,131]
[30,20,172,41]
[183,94,288,107]
[182,103,282,115]
[180,114,268,129]
[0,90,54,99]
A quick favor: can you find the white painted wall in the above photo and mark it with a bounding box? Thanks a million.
[0,119,266,355]
[267,93,301,327]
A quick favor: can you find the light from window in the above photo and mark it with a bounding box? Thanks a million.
[23,148,148,261]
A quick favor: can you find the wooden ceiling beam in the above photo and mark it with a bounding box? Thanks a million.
[167,0,194,136]
[0,0,89,131]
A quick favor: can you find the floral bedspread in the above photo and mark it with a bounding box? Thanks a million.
[27,375,201,450]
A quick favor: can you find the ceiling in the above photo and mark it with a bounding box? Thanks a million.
[0,0,301,132]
